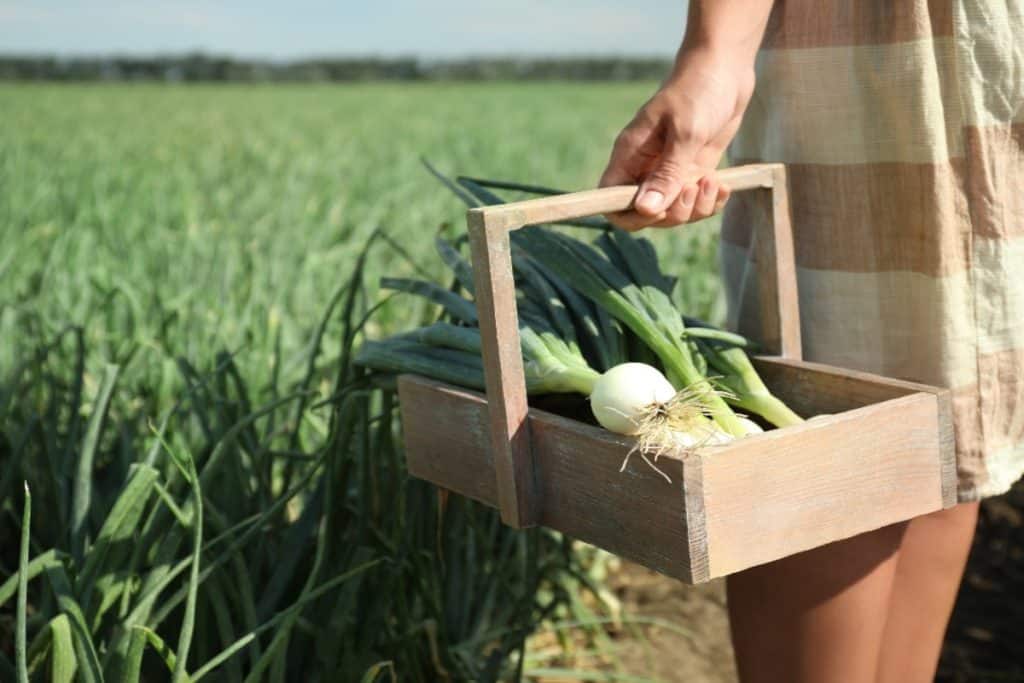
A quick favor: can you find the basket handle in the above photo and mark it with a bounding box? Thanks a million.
[467,162,800,528]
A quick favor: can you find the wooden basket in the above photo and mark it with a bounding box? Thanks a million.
[398,163,957,584]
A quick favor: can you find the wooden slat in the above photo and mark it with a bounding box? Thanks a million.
[936,391,958,508]
[754,356,933,414]
[682,456,710,583]
[467,213,537,527]
[767,165,802,359]
[399,375,698,581]
[469,164,778,232]
[398,375,496,505]
[529,413,698,582]
[697,392,946,577]
[700,358,957,568]
[752,356,957,508]
[732,167,802,359]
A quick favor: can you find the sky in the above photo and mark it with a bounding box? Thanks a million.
[0,1,689,59]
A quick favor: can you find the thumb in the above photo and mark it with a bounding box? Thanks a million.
[635,134,702,216]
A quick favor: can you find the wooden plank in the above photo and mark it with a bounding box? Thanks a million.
[936,390,959,508]
[682,457,710,583]
[699,392,946,578]
[398,375,496,505]
[529,411,698,583]
[399,375,699,582]
[468,213,538,527]
[743,166,802,360]
[752,356,958,506]
[769,165,802,360]
[754,356,927,416]
[469,164,778,232]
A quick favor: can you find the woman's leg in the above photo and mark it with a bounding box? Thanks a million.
[874,502,979,683]
[726,521,908,683]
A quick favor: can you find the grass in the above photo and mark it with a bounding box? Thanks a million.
[0,82,724,680]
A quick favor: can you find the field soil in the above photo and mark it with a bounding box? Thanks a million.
[608,565,737,682]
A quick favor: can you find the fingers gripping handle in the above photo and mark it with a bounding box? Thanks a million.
[467,162,801,528]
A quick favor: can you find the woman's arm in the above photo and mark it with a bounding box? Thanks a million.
[600,1,774,230]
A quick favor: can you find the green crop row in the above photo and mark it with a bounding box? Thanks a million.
[0,83,723,680]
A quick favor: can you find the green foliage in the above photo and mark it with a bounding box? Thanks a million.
[0,83,725,680]
[1,245,598,680]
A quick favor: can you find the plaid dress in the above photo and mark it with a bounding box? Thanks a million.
[721,1,1024,501]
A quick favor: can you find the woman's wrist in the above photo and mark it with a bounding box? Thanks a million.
[665,43,757,110]
[678,30,761,66]
[672,40,756,82]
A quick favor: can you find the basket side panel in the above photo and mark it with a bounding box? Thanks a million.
[529,413,698,583]
[752,356,921,416]
[398,376,497,505]
[700,391,945,578]
[753,356,957,506]
[398,376,701,583]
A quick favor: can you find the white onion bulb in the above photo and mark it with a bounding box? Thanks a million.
[737,417,764,436]
[589,363,676,435]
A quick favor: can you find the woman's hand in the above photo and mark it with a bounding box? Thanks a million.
[599,47,757,230]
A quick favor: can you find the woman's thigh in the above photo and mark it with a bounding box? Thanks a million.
[726,521,907,683]
[875,502,979,683]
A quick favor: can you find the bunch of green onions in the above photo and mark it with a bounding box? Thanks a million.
[356,167,803,465]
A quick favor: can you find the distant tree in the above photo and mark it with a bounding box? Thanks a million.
[0,54,673,82]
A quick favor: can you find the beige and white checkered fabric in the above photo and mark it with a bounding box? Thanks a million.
[722,1,1024,501]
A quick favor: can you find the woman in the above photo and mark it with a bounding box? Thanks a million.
[600,2,1023,681]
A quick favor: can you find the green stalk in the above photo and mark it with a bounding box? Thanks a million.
[518,328,600,395]
[355,339,487,391]
[364,272,603,399]
[696,340,803,427]
[530,363,599,396]
[16,484,30,683]
[411,322,482,354]
[355,332,599,397]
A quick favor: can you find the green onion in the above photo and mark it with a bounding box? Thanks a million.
[512,226,748,437]
[359,247,724,452]
[358,166,805,457]
[693,337,803,428]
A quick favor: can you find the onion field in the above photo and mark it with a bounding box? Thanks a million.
[0,83,724,681]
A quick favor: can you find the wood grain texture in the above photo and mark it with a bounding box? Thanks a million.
[682,456,710,583]
[697,392,946,577]
[935,390,959,508]
[752,356,958,508]
[467,213,537,527]
[754,355,932,415]
[529,412,699,582]
[399,375,699,581]
[398,375,496,505]
[769,164,802,360]
[736,166,803,360]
